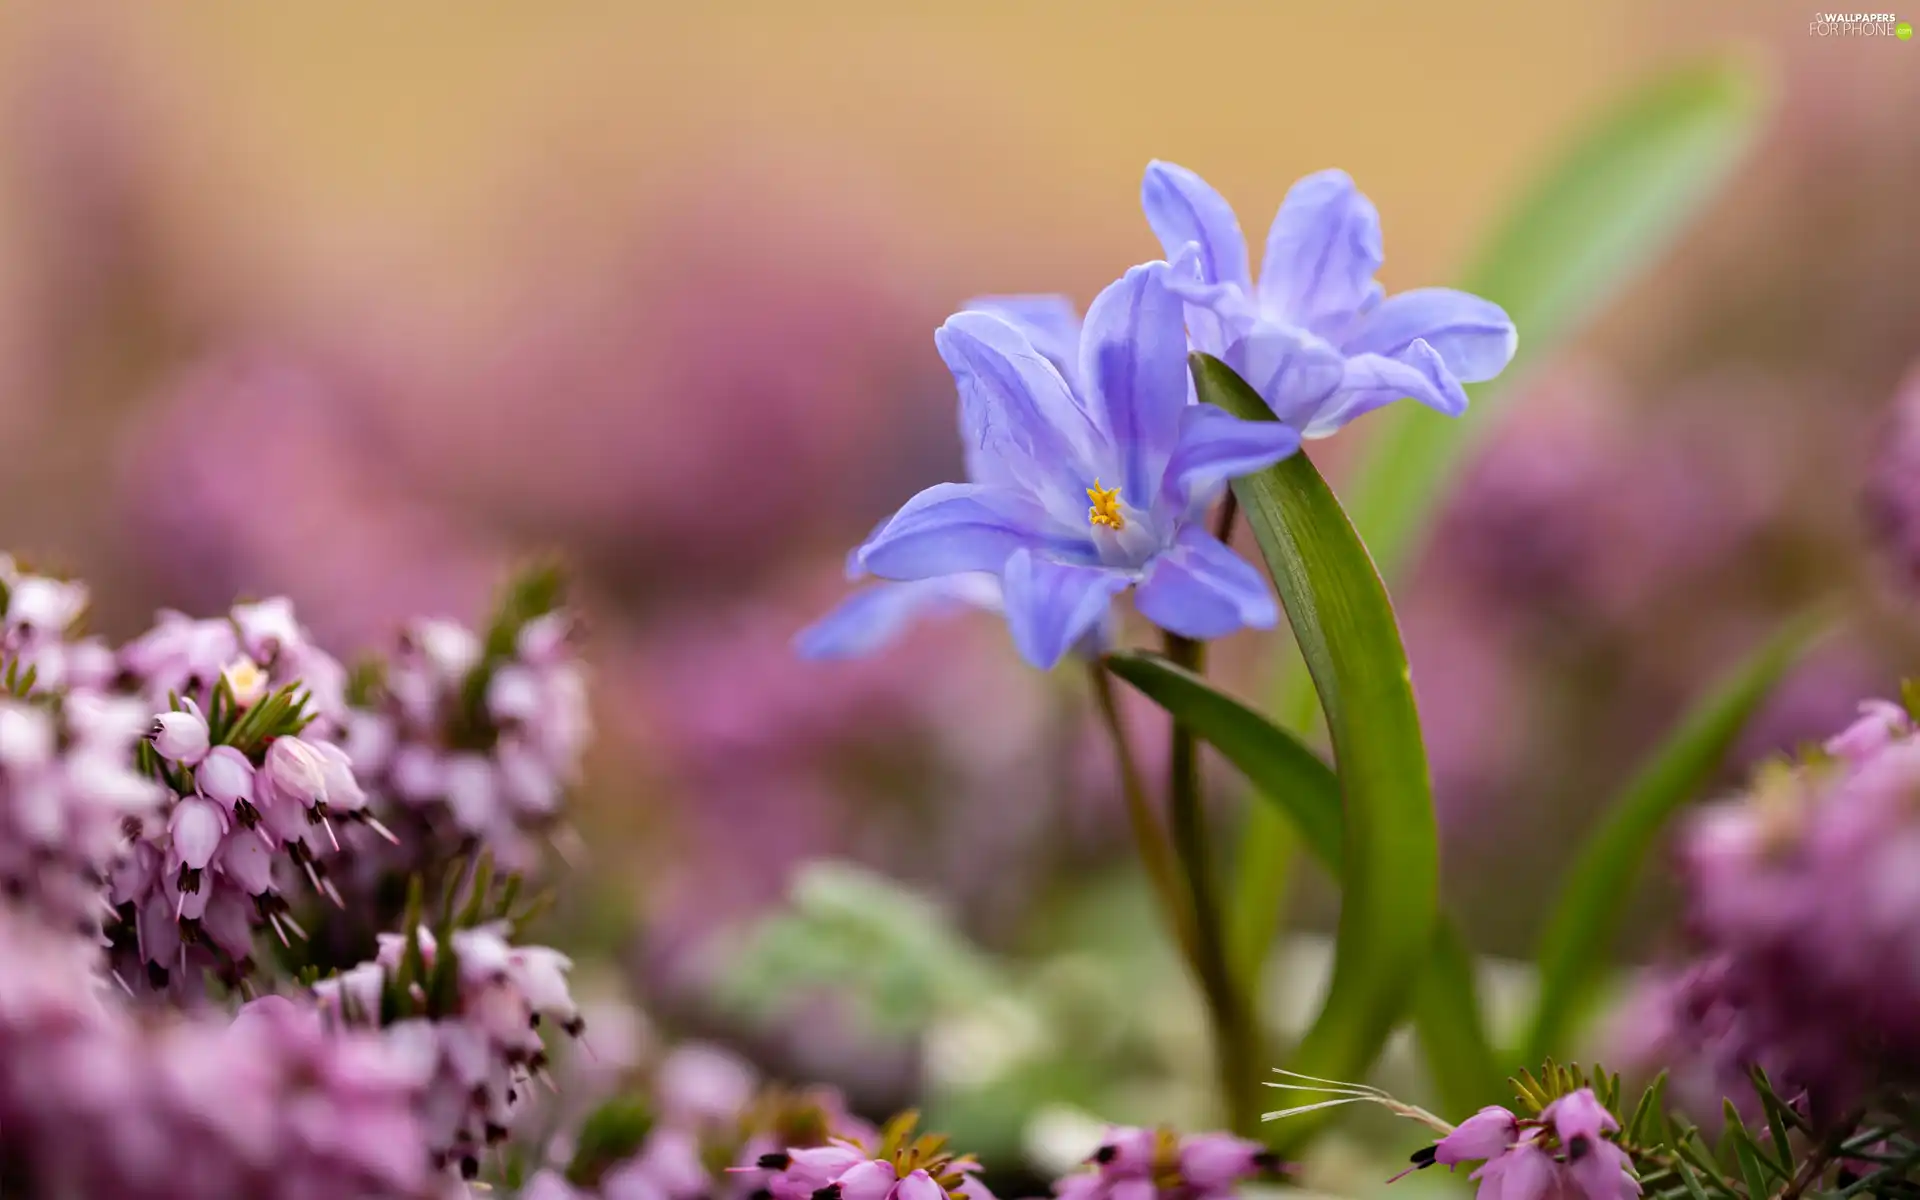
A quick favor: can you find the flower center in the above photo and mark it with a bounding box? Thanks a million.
[1086,480,1126,530]
[221,656,269,708]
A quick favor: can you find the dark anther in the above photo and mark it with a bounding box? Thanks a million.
[812,1186,843,1200]
[1253,1152,1284,1173]
[485,1123,509,1145]
[529,1012,541,1029]
[121,816,144,840]
[176,865,202,894]
[749,1190,773,1200]
[562,1016,586,1037]
[460,1157,480,1180]
[758,1154,792,1170]
[1093,1145,1119,1164]
[236,800,260,828]
[147,962,170,989]
[1567,1136,1591,1162]
[1409,1146,1438,1169]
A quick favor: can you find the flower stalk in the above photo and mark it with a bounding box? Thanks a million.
[1160,491,1261,1135]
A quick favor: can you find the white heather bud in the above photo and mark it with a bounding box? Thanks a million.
[4,575,87,635]
[441,754,498,834]
[150,707,211,765]
[410,619,482,684]
[232,597,302,662]
[217,830,274,894]
[195,745,255,810]
[0,702,55,769]
[169,797,227,870]
[485,664,542,726]
[314,742,366,812]
[516,612,573,665]
[263,737,328,809]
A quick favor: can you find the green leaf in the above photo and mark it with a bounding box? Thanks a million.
[1230,57,1769,979]
[1106,647,1501,1113]
[1524,610,1828,1061]
[1193,353,1439,1145]
[715,863,1004,1032]
[1103,652,1341,868]
[1625,1072,1668,1145]
[567,1095,656,1187]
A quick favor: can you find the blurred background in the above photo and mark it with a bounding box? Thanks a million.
[2,0,1918,1191]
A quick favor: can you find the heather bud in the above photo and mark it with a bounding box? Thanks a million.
[195,746,254,810]
[263,737,328,809]
[168,796,226,871]
[150,707,210,765]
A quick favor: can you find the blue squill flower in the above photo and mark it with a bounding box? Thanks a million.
[846,259,1300,670]
[1142,160,1517,437]
[794,574,1005,660]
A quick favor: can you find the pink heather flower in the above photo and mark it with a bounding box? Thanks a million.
[1434,1107,1521,1167]
[0,689,166,941]
[0,907,440,1198]
[150,705,211,765]
[655,1042,760,1127]
[108,598,378,995]
[1469,1141,1561,1200]
[1824,699,1912,765]
[1407,1095,1635,1200]
[1540,1090,1618,1150]
[1059,1126,1279,1200]
[346,604,588,873]
[0,559,116,695]
[318,920,583,1178]
[1622,697,1920,1113]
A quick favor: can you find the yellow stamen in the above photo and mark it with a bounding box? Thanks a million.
[1087,479,1126,530]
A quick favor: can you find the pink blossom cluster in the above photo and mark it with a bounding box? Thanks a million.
[0,906,448,1199]
[1620,697,1920,1115]
[316,921,582,1179]
[1409,1090,1638,1200]
[345,610,588,872]
[108,597,376,993]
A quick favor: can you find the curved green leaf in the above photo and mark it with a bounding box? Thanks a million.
[1105,651,1342,869]
[1232,52,1770,1006]
[1193,353,1439,1143]
[1106,648,1501,1115]
[1523,611,1829,1062]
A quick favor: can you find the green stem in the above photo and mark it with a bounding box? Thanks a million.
[1163,627,1261,1135]
[1087,661,1197,965]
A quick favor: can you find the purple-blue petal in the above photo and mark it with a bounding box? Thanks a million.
[965,294,1083,390]
[938,311,1105,512]
[1078,261,1189,503]
[856,483,1075,580]
[1142,161,1251,292]
[1001,549,1130,670]
[1257,169,1384,335]
[794,575,1003,660]
[1218,316,1347,430]
[1341,287,1517,383]
[1134,528,1278,639]
[1310,339,1467,436]
[1161,404,1301,513]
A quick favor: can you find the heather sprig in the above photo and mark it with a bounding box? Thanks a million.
[313,860,579,1181]
[344,563,587,873]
